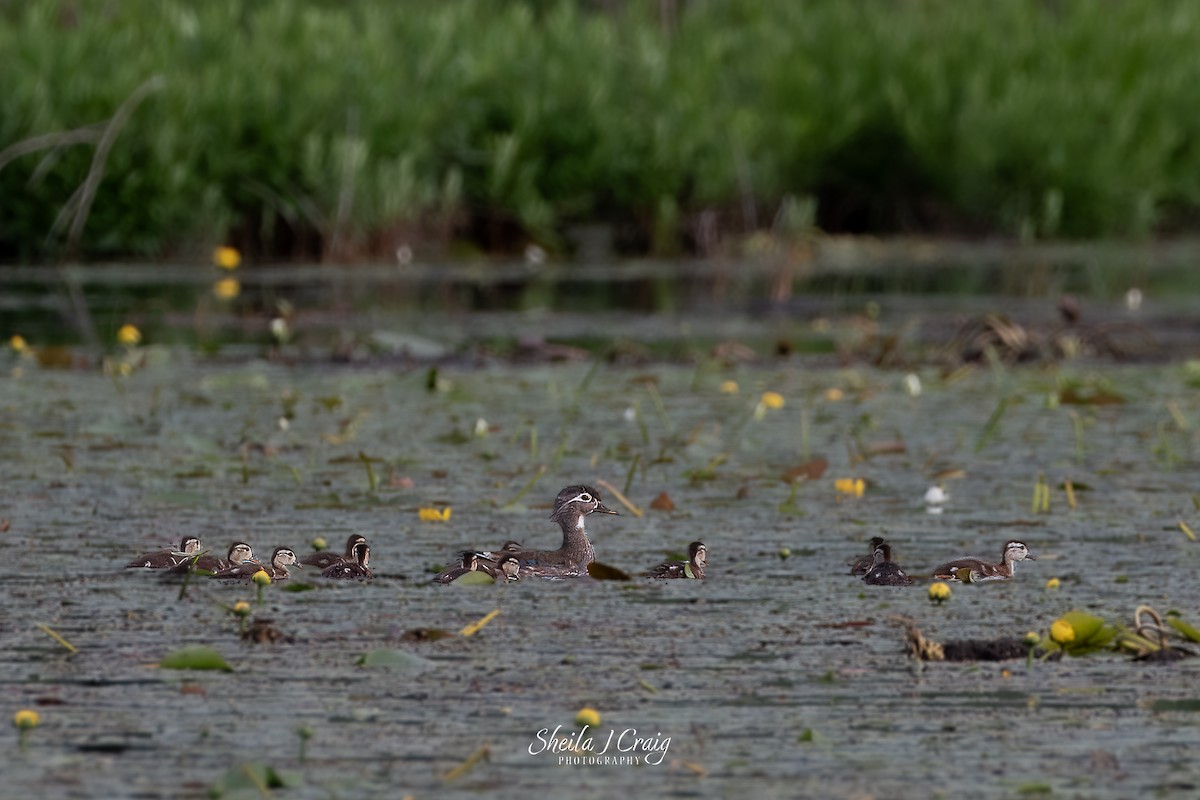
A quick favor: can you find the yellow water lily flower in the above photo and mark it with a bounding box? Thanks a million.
[1045,577,1061,590]
[13,709,40,729]
[116,324,141,346]
[213,246,241,270]
[719,380,739,394]
[928,581,951,603]
[760,391,785,409]
[418,507,452,522]
[213,277,241,300]
[1023,631,1040,647]
[252,570,271,586]
[9,334,28,353]
[1050,618,1075,644]
[834,478,865,498]
[575,707,601,727]
[232,601,251,617]
[824,387,844,402]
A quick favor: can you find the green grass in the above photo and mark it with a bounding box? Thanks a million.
[6,0,1200,261]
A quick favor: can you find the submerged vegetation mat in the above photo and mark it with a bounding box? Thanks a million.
[2,349,1199,798]
[8,0,1200,261]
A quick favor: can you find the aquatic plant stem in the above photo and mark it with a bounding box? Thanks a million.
[36,623,77,654]
[503,465,547,509]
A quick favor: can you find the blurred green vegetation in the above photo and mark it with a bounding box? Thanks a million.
[5,0,1200,262]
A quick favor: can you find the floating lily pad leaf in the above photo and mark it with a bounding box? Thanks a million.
[1061,611,1106,642]
[1059,386,1125,405]
[294,492,351,510]
[180,434,223,455]
[146,490,210,507]
[210,762,302,797]
[357,649,432,671]
[783,457,828,483]
[282,582,317,593]
[452,570,496,586]
[1058,610,1119,655]
[173,467,214,479]
[437,429,471,445]
[160,645,232,672]
[1016,783,1053,795]
[588,562,631,581]
[83,419,140,437]
[1151,699,1200,712]
[649,492,676,511]
[372,330,450,359]
[316,396,343,412]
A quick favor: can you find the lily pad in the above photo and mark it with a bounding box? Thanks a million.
[160,645,232,672]
[1151,699,1200,712]
[587,561,631,581]
[210,762,303,798]
[357,649,432,672]
[451,570,496,586]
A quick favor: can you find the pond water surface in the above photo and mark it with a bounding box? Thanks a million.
[3,339,1199,798]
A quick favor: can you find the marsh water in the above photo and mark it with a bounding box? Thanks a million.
[3,256,1200,799]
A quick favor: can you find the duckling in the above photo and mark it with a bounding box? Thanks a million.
[322,542,372,581]
[862,542,912,586]
[126,536,202,569]
[432,551,480,584]
[848,536,887,576]
[646,541,707,579]
[302,534,367,570]
[496,554,522,583]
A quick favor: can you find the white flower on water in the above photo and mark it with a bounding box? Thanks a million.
[1125,288,1143,312]
[924,485,948,514]
[525,244,546,264]
[474,417,490,437]
[904,373,922,397]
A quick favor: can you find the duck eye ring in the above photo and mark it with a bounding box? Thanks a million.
[576,493,592,503]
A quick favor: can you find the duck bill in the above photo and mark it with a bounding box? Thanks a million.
[1025,553,1037,560]
[592,502,619,515]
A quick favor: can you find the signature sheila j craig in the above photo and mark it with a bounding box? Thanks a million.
[529,725,671,766]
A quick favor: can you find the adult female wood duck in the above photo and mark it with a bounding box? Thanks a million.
[433,485,619,581]
[647,541,707,579]
[126,536,201,569]
[932,540,1037,582]
[213,547,299,581]
[170,541,256,574]
[322,542,372,581]
[302,534,368,570]
[862,542,912,586]
[848,537,886,576]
